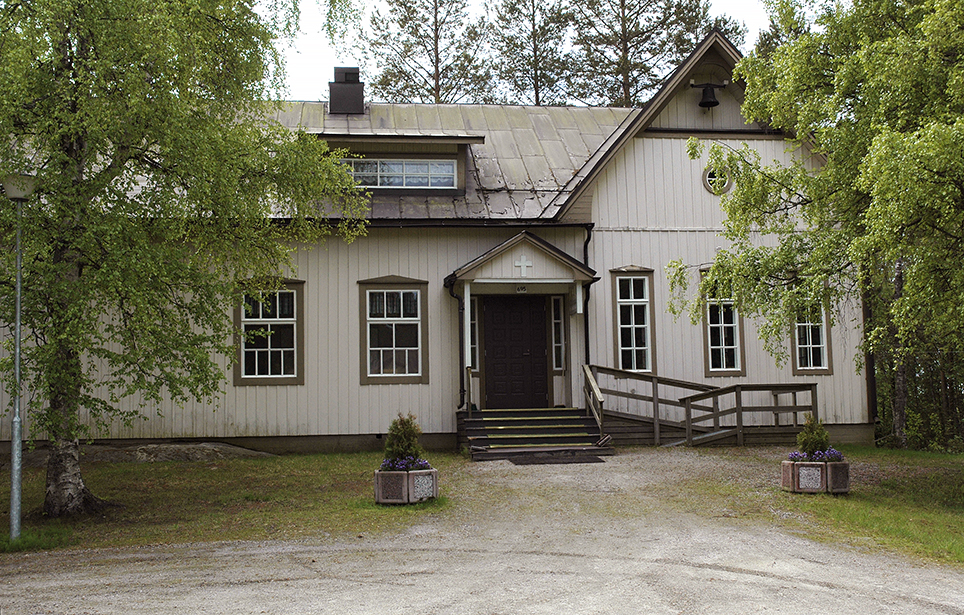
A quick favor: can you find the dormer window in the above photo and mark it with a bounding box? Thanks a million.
[344,158,456,188]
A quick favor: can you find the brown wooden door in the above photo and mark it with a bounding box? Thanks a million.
[483,295,549,409]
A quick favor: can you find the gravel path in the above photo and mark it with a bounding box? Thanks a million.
[2,448,963,614]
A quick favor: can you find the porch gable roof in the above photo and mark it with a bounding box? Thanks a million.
[444,231,596,287]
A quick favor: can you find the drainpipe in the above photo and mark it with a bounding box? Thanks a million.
[583,224,594,366]
[445,277,467,409]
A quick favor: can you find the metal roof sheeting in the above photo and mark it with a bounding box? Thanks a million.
[273,102,634,221]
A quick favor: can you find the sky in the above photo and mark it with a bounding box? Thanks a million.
[278,0,772,101]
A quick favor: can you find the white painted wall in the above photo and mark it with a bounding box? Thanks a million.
[582,134,868,425]
[0,226,591,441]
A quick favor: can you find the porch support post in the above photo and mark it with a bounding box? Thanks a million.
[575,282,583,314]
[463,282,472,368]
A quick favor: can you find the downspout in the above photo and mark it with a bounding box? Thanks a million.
[583,224,594,367]
[445,276,467,409]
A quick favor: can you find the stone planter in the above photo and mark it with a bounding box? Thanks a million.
[794,461,828,493]
[826,461,850,494]
[780,460,796,491]
[781,461,850,494]
[374,468,439,504]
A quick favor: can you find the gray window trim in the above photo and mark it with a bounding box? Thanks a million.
[791,308,834,376]
[358,277,430,385]
[703,299,747,378]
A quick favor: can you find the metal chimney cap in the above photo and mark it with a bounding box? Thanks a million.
[334,67,361,84]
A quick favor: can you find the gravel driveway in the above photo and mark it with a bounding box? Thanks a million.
[2,447,963,614]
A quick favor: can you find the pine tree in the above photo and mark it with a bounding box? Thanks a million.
[360,0,492,103]
[490,0,573,105]
[567,0,744,107]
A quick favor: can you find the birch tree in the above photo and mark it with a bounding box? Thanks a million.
[0,0,368,516]
[671,0,964,448]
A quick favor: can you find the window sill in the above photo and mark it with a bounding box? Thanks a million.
[361,374,429,385]
[234,375,304,386]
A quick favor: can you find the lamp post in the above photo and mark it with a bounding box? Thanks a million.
[3,173,35,542]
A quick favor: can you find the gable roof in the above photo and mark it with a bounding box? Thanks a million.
[551,31,751,220]
[444,230,596,286]
[276,32,751,225]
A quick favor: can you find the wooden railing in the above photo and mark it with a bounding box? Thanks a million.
[587,366,717,445]
[583,365,605,434]
[679,383,817,446]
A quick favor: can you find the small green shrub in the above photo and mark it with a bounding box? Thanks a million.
[796,413,831,457]
[384,412,424,462]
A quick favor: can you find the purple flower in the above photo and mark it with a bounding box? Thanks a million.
[788,448,845,462]
[379,456,432,471]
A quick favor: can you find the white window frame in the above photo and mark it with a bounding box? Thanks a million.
[615,275,652,372]
[234,281,304,386]
[705,299,745,376]
[367,290,421,377]
[551,296,566,372]
[792,308,833,375]
[344,158,456,189]
[470,297,479,371]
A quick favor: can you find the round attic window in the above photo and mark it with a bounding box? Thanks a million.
[702,167,733,194]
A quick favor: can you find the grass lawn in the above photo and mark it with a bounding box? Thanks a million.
[681,445,964,566]
[1,445,962,567]
[0,450,468,552]
[780,446,964,564]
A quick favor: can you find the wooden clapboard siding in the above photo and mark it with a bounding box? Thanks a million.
[586,229,867,426]
[648,74,753,131]
[583,135,868,427]
[2,226,589,442]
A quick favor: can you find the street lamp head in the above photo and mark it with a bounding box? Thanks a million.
[3,173,37,201]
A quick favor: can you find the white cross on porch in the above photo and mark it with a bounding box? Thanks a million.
[514,254,533,278]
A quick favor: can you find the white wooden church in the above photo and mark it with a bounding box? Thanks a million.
[5,32,875,454]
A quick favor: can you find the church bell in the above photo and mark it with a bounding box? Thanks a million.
[699,86,720,108]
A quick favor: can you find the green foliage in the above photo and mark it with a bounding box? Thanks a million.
[358,0,493,103]
[796,413,831,457]
[490,0,572,105]
[0,0,368,513]
[674,0,964,448]
[383,413,425,461]
[567,0,744,106]
[874,351,964,451]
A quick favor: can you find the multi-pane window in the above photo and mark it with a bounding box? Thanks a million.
[617,277,651,371]
[551,296,566,371]
[795,309,828,371]
[707,300,740,372]
[344,159,456,188]
[367,290,421,376]
[242,290,297,378]
[469,297,479,370]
